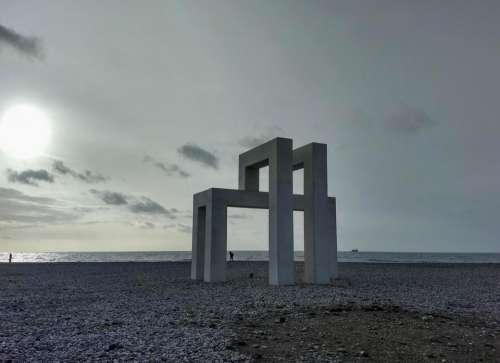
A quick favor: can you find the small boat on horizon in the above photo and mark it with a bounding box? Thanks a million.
[351,249,359,253]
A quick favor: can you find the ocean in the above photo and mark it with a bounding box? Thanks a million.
[1,251,500,264]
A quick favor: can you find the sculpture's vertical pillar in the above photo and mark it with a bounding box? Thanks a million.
[302,143,332,283]
[191,203,206,280]
[204,190,228,282]
[239,165,259,191]
[328,197,338,280]
[238,138,295,285]
[294,143,336,284]
[268,139,295,285]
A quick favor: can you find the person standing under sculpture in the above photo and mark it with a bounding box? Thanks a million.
[229,251,234,262]
[9,253,12,263]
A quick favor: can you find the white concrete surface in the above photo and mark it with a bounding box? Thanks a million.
[191,138,338,285]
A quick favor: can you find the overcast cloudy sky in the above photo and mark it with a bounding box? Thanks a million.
[1,0,499,253]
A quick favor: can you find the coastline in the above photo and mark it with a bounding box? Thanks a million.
[1,262,499,361]
[2,251,500,264]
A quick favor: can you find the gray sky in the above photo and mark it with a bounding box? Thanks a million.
[1,0,499,252]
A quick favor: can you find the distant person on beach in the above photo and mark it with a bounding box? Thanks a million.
[9,253,12,263]
[229,251,234,262]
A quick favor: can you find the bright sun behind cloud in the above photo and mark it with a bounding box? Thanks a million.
[0,104,51,159]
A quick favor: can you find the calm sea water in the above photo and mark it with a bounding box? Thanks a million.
[1,251,500,264]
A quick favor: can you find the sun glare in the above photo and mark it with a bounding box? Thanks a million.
[0,104,51,159]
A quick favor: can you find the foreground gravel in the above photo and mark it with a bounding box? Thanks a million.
[1,262,499,361]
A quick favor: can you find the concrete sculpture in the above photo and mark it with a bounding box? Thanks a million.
[191,138,337,285]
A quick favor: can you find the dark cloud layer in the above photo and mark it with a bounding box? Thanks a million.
[6,169,54,186]
[129,197,179,219]
[177,143,218,169]
[89,189,127,205]
[129,197,169,215]
[0,24,43,59]
[385,105,436,132]
[53,160,108,183]
[143,155,190,178]
[90,189,179,219]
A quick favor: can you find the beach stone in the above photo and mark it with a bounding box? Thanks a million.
[2,261,500,361]
[107,343,123,351]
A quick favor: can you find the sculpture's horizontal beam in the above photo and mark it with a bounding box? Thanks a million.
[238,138,329,172]
[292,142,327,171]
[238,137,288,170]
[193,188,335,211]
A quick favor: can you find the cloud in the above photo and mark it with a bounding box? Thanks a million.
[72,206,109,215]
[0,187,55,204]
[129,196,169,215]
[142,221,155,229]
[163,223,177,230]
[89,189,128,205]
[6,163,107,187]
[385,104,436,132]
[127,221,156,229]
[53,160,108,183]
[238,126,284,148]
[0,187,77,225]
[177,143,219,169]
[129,197,179,219]
[89,189,179,218]
[6,169,54,186]
[0,24,43,59]
[163,222,193,233]
[143,155,190,178]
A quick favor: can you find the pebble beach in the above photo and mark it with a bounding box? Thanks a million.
[1,261,499,362]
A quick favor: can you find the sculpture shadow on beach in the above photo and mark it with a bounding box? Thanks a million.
[191,138,337,286]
